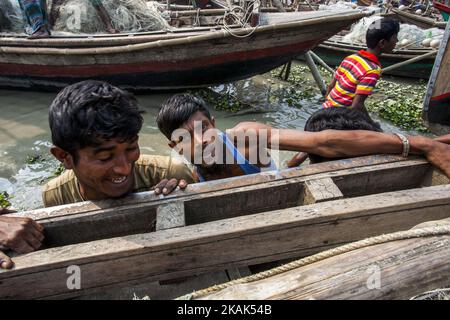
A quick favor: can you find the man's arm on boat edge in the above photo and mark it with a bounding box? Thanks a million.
[0,212,45,269]
[229,122,450,178]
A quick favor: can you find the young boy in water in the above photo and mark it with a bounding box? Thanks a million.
[323,18,400,114]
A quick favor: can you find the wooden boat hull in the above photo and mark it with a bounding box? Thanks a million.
[434,1,450,21]
[391,8,447,29]
[309,37,435,79]
[423,19,450,134]
[0,11,365,91]
[1,155,450,299]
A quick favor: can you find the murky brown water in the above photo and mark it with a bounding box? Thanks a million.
[0,68,418,210]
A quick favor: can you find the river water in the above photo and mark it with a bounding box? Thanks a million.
[0,67,419,211]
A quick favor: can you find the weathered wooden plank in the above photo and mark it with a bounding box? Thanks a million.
[302,177,343,205]
[4,157,436,247]
[197,219,450,300]
[79,271,230,300]
[2,184,450,299]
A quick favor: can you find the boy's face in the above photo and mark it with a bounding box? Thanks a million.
[381,33,398,53]
[52,136,140,200]
[169,111,216,166]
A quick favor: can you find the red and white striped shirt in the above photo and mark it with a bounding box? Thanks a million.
[323,50,381,108]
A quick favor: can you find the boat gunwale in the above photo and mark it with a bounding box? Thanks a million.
[391,8,447,28]
[318,43,436,59]
[0,11,366,55]
[321,36,435,58]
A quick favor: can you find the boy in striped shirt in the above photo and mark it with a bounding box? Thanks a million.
[323,18,400,114]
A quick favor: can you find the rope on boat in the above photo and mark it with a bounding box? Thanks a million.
[222,0,260,38]
[176,224,450,300]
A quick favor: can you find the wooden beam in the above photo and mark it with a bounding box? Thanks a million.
[2,184,450,299]
[197,219,450,300]
[5,157,434,247]
[302,177,343,205]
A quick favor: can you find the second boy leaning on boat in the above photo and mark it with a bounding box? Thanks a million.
[156,93,450,182]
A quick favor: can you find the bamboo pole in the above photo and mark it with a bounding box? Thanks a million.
[309,50,335,74]
[382,50,437,73]
[304,51,327,96]
[169,9,227,17]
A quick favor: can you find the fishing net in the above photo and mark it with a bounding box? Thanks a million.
[342,16,444,48]
[53,0,170,34]
[0,0,26,33]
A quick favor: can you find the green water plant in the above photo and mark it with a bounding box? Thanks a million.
[0,191,11,209]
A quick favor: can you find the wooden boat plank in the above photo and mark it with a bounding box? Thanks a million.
[2,184,450,299]
[197,219,450,300]
[6,157,437,247]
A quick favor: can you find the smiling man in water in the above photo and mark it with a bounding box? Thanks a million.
[43,80,194,207]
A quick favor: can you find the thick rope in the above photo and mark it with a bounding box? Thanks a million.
[176,225,450,300]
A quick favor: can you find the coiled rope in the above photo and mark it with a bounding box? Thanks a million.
[221,0,261,38]
[176,225,450,300]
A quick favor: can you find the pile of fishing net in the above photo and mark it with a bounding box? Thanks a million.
[0,0,25,33]
[318,1,382,14]
[342,15,444,48]
[54,0,170,33]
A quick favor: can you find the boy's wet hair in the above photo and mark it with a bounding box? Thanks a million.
[49,80,144,162]
[156,93,212,140]
[366,18,400,49]
[305,108,382,163]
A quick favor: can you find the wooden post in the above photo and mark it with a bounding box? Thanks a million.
[304,50,327,96]
[156,202,185,231]
[302,177,344,205]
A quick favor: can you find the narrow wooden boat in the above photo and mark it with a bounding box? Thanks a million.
[434,0,450,21]
[190,217,450,300]
[391,7,447,29]
[423,19,450,134]
[308,35,436,78]
[0,9,365,92]
[1,154,450,299]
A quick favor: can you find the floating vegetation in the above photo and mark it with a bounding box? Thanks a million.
[53,163,65,178]
[270,63,323,109]
[0,191,11,209]
[269,86,316,109]
[190,88,249,113]
[367,80,429,133]
[272,62,429,132]
[26,153,45,164]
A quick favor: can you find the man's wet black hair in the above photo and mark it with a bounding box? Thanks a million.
[156,93,212,140]
[49,80,144,162]
[305,108,382,163]
[366,18,400,49]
